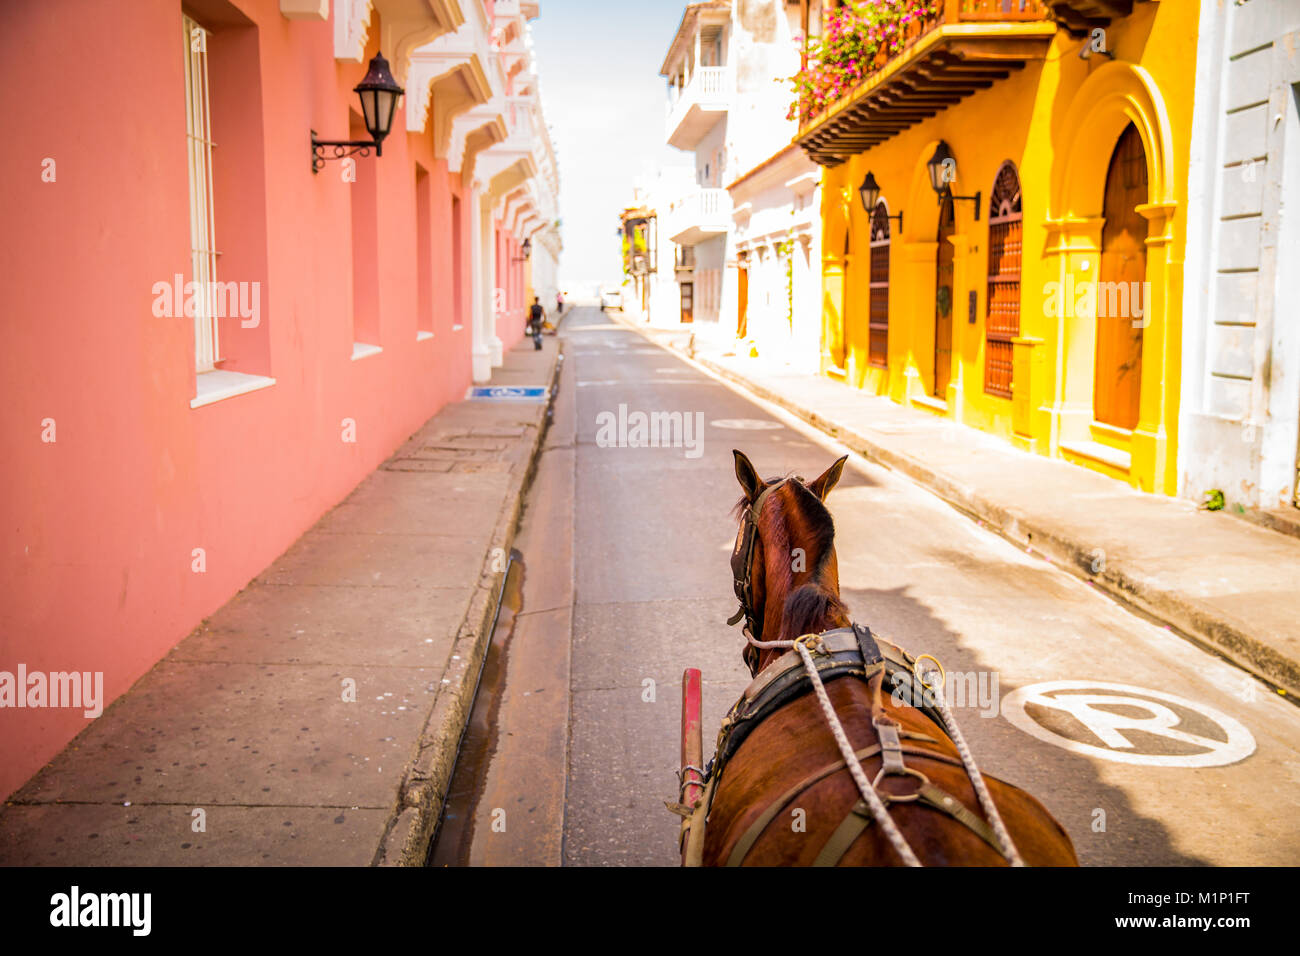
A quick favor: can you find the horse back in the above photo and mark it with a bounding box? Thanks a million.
[700,677,1079,866]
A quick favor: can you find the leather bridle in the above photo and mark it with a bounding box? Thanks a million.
[727,477,802,652]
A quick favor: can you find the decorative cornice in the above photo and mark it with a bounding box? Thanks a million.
[334,0,375,62]
[451,109,508,176]
[333,0,466,82]
[281,0,328,20]
[405,54,492,138]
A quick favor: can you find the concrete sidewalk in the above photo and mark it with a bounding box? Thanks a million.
[0,337,561,866]
[618,313,1300,700]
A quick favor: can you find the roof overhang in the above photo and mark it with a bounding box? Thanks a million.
[658,1,730,77]
[334,0,467,81]
[479,146,539,200]
[453,109,509,177]
[406,0,495,140]
[1044,0,1139,38]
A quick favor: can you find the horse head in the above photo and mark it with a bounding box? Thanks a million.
[729,449,850,676]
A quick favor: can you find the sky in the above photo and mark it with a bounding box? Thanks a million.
[529,1,694,289]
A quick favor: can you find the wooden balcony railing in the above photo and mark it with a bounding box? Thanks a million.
[795,0,1055,166]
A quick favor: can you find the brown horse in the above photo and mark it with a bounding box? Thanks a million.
[695,450,1078,866]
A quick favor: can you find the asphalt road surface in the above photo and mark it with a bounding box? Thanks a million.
[447,306,1300,867]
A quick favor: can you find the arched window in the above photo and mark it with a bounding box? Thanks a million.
[868,201,890,368]
[985,161,1022,398]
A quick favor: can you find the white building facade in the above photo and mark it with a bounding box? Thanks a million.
[620,167,696,325]
[730,146,821,373]
[658,0,820,368]
[1181,0,1300,517]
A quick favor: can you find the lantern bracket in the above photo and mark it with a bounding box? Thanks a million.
[880,209,904,232]
[311,132,379,174]
[309,51,403,175]
[938,185,981,221]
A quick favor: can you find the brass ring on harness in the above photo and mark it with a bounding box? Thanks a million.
[913,654,946,693]
[793,633,825,654]
[871,765,930,803]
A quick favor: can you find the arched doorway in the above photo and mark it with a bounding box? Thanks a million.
[1094,123,1148,430]
[833,229,850,369]
[933,194,955,397]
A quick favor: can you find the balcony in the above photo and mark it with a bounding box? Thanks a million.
[795,1,1055,166]
[665,66,731,151]
[1044,0,1138,37]
[666,188,731,245]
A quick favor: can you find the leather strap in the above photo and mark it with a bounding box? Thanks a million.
[812,801,874,867]
[726,744,886,868]
[915,783,1003,852]
[865,668,908,776]
[874,717,907,775]
[723,731,939,867]
[811,783,1006,866]
[852,622,882,667]
[714,653,885,772]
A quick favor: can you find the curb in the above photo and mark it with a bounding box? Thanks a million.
[614,314,1300,699]
[373,341,565,866]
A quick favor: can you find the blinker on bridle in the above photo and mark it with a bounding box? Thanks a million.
[727,476,805,643]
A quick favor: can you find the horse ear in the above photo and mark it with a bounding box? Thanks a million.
[733,449,763,502]
[808,455,848,500]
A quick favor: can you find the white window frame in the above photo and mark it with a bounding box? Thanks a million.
[184,14,219,373]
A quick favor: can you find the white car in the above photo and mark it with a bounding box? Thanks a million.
[600,287,623,311]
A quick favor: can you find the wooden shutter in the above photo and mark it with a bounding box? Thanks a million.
[984,161,1022,399]
[868,202,890,369]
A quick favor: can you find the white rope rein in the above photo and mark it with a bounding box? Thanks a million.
[793,640,922,866]
[747,628,1023,867]
[916,660,1026,866]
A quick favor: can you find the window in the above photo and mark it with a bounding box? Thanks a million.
[350,110,381,354]
[415,164,433,339]
[868,201,890,368]
[184,15,219,372]
[985,161,1022,398]
[451,193,464,330]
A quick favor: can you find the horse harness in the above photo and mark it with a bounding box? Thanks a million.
[674,624,1010,867]
[727,478,804,673]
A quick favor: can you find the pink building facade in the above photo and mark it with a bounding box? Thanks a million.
[0,0,559,799]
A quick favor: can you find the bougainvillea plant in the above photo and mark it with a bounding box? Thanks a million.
[786,0,942,126]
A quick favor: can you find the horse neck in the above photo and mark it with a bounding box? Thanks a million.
[755,518,847,672]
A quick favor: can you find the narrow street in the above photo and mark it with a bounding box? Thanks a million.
[444,306,1300,867]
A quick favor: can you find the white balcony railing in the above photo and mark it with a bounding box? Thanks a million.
[665,66,731,149]
[666,187,732,244]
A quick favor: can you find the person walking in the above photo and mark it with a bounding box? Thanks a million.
[527,297,545,350]
[555,291,564,315]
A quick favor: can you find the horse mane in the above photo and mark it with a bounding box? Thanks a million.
[782,581,850,641]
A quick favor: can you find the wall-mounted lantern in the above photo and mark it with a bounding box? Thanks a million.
[312,52,405,174]
[513,238,532,262]
[925,141,981,221]
[858,171,903,231]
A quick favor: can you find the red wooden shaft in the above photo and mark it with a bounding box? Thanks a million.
[681,668,704,812]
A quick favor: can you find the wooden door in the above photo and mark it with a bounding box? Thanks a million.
[868,202,890,368]
[1094,124,1148,430]
[934,195,955,397]
[832,233,849,369]
[680,281,694,324]
[737,261,749,337]
[985,162,1022,398]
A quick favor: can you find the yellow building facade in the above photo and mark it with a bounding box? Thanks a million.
[799,0,1197,495]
